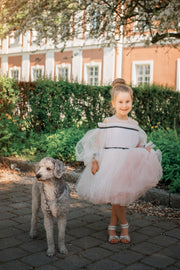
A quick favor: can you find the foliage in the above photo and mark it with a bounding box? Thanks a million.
[0,0,180,47]
[0,76,20,115]
[0,113,26,156]
[132,84,180,132]
[25,79,111,132]
[148,128,180,193]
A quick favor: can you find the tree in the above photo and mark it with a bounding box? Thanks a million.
[0,0,180,47]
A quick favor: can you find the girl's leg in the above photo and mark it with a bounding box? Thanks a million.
[108,205,119,243]
[113,205,130,243]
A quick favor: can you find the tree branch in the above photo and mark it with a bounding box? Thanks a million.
[151,32,180,43]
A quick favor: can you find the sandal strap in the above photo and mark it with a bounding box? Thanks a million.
[108,225,117,231]
[109,235,119,242]
[120,223,129,229]
[120,235,131,242]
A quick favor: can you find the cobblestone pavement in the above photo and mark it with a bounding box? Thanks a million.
[0,169,180,270]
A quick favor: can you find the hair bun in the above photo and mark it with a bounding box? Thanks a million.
[112,78,126,88]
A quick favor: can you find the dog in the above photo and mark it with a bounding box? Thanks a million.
[29,157,70,257]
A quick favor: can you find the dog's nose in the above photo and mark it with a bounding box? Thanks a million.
[36,173,41,179]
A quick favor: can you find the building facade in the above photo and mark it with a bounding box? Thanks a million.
[0,30,180,90]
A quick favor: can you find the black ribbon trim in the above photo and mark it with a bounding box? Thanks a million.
[99,126,138,132]
[104,147,129,150]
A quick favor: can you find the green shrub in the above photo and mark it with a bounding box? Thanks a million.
[0,113,27,156]
[28,128,86,163]
[0,77,20,115]
[148,128,180,193]
[133,84,180,132]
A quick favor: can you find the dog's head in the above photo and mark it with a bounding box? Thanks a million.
[35,157,66,182]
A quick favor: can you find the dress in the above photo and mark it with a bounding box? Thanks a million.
[76,116,163,206]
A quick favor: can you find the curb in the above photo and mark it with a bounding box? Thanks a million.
[1,156,180,209]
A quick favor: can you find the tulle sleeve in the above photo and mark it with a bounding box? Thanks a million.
[76,128,103,165]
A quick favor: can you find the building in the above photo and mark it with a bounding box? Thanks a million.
[0,27,180,90]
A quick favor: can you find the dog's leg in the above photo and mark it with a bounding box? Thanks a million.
[57,216,68,254]
[44,214,55,256]
[30,181,40,238]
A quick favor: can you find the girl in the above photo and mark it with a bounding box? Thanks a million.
[76,78,162,244]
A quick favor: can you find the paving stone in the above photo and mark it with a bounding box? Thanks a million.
[152,220,178,230]
[0,219,19,229]
[130,242,161,255]
[67,219,86,229]
[129,218,152,228]
[123,263,156,270]
[110,250,143,265]
[148,234,178,247]
[130,231,149,243]
[38,265,57,270]
[53,254,91,270]
[0,260,29,270]
[87,258,124,270]
[0,227,23,238]
[0,212,16,220]
[86,221,107,231]
[165,266,180,270]
[0,237,22,250]
[91,230,107,241]
[166,228,180,239]
[141,253,175,268]
[160,243,180,260]
[0,247,28,262]
[20,239,45,252]
[71,236,102,249]
[21,252,57,267]
[80,247,112,261]
[137,225,163,237]
[69,227,96,238]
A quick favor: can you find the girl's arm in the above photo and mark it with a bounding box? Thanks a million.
[91,118,108,174]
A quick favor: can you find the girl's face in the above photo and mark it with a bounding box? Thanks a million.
[112,91,132,119]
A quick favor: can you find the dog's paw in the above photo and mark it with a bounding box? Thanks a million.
[59,245,68,255]
[47,247,55,257]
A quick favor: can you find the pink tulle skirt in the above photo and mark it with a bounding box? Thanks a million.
[77,147,162,206]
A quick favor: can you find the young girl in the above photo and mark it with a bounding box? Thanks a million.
[76,78,162,244]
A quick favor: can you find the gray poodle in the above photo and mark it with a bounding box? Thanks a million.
[29,157,70,257]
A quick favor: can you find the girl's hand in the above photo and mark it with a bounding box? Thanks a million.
[91,160,99,175]
[146,146,151,152]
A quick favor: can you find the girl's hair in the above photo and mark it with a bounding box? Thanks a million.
[110,78,133,100]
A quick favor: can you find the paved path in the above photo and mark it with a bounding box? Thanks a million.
[0,173,180,270]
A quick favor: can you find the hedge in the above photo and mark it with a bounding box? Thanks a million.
[0,77,179,133]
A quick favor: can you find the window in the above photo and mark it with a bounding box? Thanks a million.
[31,66,44,81]
[84,62,101,86]
[56,64,71,81]
[87,66,99,85]
[132,61,153,86]
[9,67,21,81]
[57,67,68,81]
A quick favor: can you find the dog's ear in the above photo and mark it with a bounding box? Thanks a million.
[54,159,66,179]
[34,162,39,174]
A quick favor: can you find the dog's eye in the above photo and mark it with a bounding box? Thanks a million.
[47,167,51,171]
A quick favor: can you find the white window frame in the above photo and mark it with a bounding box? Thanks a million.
[132,60,153,87]
[31,65,44,81]
[84,62,101,86]
[9,66,21,81]
[56,64,71,81]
